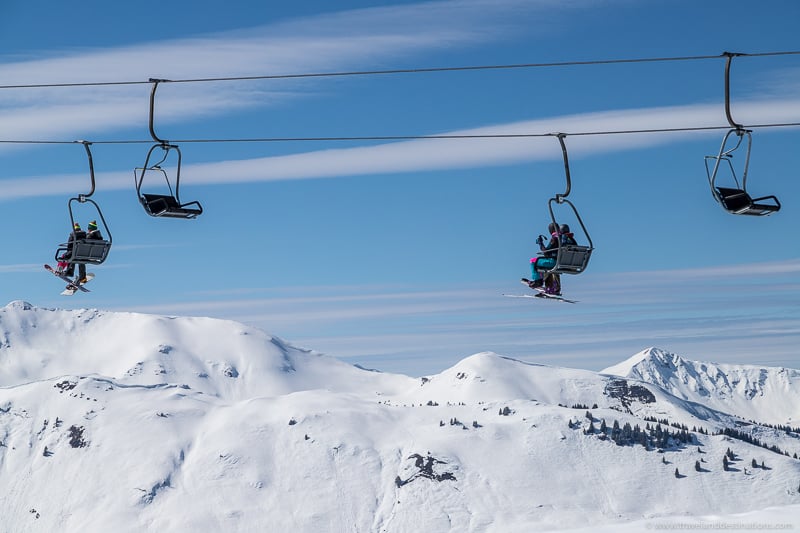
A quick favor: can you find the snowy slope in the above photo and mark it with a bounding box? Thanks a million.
[404,351,739,428]
[1,302,800,533]
[603,347,800,425]
[0,300,413,399]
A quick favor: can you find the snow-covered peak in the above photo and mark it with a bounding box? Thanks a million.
[0,303,414,400]
[602,347,800,425]
[4,300,34,310]
[601,347,678,377]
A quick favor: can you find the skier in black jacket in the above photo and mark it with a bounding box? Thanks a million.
[62,222,88,283]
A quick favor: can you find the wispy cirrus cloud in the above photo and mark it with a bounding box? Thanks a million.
[2,0,799,203]
[0,263,41,273]
[2,98,800,201]
[0,0,559,144]
[108,259,800,376]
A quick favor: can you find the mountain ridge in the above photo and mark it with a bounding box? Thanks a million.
[602,347,800,425]
[1,302,799,532]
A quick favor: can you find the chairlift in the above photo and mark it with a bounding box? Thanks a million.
[705,130,780,216]
[55,141,113,266]
[704,52,780,216]
[134,78,203,219]
[537,134,594,276]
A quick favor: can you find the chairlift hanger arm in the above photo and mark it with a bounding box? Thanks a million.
[148,78,171,145]
[75,140,95,200]
[722,52,747,131]
[554,133,571,201]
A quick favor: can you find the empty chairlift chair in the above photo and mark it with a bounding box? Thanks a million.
[136,143,203,219]
[704,52,780,217]
[135,78,203,220]
[705,129,780,216]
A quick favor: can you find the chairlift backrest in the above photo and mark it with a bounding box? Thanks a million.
[552,243,592,274]
[140,193,203,219]
[715,187,781,216]
[68,238,112,265]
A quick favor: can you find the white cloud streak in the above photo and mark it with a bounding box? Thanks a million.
[104,259,800,375]
[2,0,799,203]
[3,99,800,202]
[0,0,548,143]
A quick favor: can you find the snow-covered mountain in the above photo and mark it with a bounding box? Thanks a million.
[1,302,799,533]
[603,347,800,425]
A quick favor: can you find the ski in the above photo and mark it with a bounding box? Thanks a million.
[509,279,577,303]
[533,291,578,304]
[44,264,92,294]
[503,293,578,304]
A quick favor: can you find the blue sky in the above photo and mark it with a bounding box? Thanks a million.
[1,0,799,376]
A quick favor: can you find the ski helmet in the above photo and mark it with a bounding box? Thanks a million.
[559,224,571,234]
[548,222,558,234]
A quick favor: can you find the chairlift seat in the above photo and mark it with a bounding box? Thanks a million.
[59,238,112,265]
[141,193,203,219]
[715,187,780,216]
[553,244,593,274]
[537,244,593,275]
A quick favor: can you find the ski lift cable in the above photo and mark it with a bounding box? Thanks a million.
[0,50,799,90]
[1,121,799,146]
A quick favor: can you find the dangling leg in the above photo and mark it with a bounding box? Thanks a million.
[529,258,544,288]
[521,258,544,289]
[76,264,87,285]
[545,273,562,295]
[56,258,69,276]
[523,257,554,290]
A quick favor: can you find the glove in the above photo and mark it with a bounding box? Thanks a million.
[536,235,544,247]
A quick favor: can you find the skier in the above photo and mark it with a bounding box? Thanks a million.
[57,223,84,274]
[559,223,578,246]
[521,222,562,295]
[60,222,88,285]
[86,220,103,242]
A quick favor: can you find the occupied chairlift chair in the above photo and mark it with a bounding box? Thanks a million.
[704,52,780,216]
[55,141,113,266]
[537,133,594,276]
[135,79,203,219]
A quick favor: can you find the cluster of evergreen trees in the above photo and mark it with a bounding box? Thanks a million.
[569,403,598,410]
[714,427,799,459]
[748,421,800,435]
[643,416,708,435]
[582,412,696,449]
